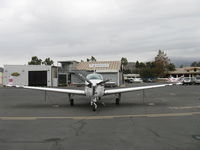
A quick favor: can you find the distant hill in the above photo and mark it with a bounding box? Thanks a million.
[171,57,200,67]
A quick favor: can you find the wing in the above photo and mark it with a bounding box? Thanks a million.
[104,84,172,95]
[23,86,85,95]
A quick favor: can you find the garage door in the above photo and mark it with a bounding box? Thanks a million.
[101,73,118,83]
[28,71,47,86]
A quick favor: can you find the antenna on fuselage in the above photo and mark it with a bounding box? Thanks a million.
[93,67,96,74]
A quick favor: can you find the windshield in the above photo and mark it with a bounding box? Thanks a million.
[184,77,190,81]
[86,74,103,80]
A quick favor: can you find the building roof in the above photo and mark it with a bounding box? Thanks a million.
[58,60,79,63]
[184,67,200,71]
[76,61,121,71]
[169,67,200,74]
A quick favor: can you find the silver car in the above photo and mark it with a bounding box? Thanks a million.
[182,77,195,85]
[195,77,200,84]
[130,78,143,83]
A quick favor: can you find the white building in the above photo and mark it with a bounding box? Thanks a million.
[3,65,57,87]
[58,61,123,86]
[169,67,200,78]
[76,61,123,86]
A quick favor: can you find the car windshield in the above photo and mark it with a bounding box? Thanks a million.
[86,74,103,80]
[184,77,190,81]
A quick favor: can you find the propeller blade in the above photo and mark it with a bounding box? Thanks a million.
[78,73,92,85]
[71,71,92,86]
[97,79,110,86]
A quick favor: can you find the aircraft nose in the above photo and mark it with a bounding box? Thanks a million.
[92,83,96,86]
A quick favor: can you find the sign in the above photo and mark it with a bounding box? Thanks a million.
[89,64,109,68]
[8,76,13,86]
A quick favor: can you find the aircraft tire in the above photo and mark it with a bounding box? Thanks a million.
[116,98,120,105]
[70,99,74,106]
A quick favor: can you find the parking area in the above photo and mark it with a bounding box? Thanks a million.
[0,84,200,150]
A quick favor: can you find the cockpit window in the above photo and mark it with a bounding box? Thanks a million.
[86,74,103,80]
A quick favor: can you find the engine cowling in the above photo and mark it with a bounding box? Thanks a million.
[85,85,104,97]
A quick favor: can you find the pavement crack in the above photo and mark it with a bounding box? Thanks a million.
[45,137,67,150]
[70,120,87,136]
[50,140,62,150]
[147,128,161,138]
[0,136,67,150]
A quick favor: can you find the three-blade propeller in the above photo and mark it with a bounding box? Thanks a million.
[73,72,109,88]
[97,79,110,86]
[72,72,93,87]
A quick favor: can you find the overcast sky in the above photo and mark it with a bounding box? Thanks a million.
[0,0,200,67]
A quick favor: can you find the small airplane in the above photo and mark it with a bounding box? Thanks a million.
[167,76,184,85]
[21,72,173,111]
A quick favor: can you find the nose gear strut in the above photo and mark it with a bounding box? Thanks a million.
[92,102,97,111]
[91,98,98,111]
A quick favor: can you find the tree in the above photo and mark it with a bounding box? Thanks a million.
[139,62,146,68]
[123,69,131,74]
[42,58,54,65]
[154,50,170,77]
[86,56,97,62]
[146,61,155,68]
[131,51,174,78]
[121,57,128,73]
[135,61,140,68]
[121,57,128,67]
[28,56,54,65]
[140,67,156,79]
[191,61,200,67]
[91,56,96,62]
[167,63,176,71]
[28,56,42,65]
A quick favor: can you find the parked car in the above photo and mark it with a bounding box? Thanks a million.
[194,76,200,84]
[182,77,195,85]
[143,78,156,82]
[129,78,143,83]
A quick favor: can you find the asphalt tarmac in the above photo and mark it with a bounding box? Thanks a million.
[0,84,200,150]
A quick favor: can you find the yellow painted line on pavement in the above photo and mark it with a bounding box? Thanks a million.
[1,117,37,120]
[1,112,200,120]
[169,106,200,110]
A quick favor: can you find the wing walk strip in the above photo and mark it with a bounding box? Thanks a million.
[1,112,200,120]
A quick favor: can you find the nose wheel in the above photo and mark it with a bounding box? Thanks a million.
[91,103,97,111]
[115,93,121,105]
[116,98,120,105]
[91,98,98,111]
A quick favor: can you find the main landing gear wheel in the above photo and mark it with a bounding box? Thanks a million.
[70,99,74,106]
[92,103,97,111]
[116,98,120,105]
